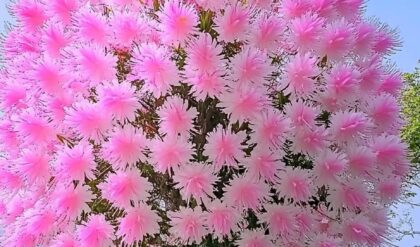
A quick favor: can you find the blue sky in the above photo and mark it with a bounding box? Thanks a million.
[0,0,419,246]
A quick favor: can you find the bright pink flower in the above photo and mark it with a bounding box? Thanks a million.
[335,0,364,19]
[237,230,275,247]
[159,0,197,45]
[219,87,267,123]
[250,15,283,52]
[0,167,23,191]
[290,13,324,51]
[19,150,50,184]
[169,207,207,244]
[111,13,144,48]
[203,126,246,170]
[371,134,406,168]
[260,205,296,236]
[231,47,272,85]
[55,141,95,181]
[99,170,152,208]
[51,232,77,247]
[13,0,46,32]
[313,150,347,185]
[77,215,114,247]
[26,209,57,236]
[206,200,240,239]
[173,163,216,202]
[278,167,312,201]
[372,26,400,55]
[353,22,376,55]
[53,185,93,220]
[132,43,180,97]
[243,148,282,183]
[49,0,78,24]
[78,47,117,84]
[16,111,54,144]
[214,4,249,42]
[325,64,360,99]
[284,53,319,96]
[250,110,290,148]
[149,136,193,173]
[357,55,382,92]
[66,101,113,141]
[367,93,399,129]
[98,81,141,122]
[378,72,403,96]
[329,111,370,142]
[186,33,223,73]
[185,70,226,100]
[157,96,197,136]
[34,61,66,94]
[0,83,26,110]
[319,19,354,60]
[223,175,269,210]
[117,203,160,244]
[78,11,109,45]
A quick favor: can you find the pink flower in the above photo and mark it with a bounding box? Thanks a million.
[291,126,328,155]
[250,110,290,148]
[53,185,93,220]
[260,205,296,236]
[55,141,95,181]
[159,0,197,45]
[219,87,268,123]
[19,150,50,184]
[318,19,354,60]
[173,163,216,202]
[51,232,77,247]
[284,101,318,128]
[77,215,114,247]
[237,230,275,247]
[278,167,312,201]
[281,0,309,19]
[99,170,152,208]
[371,134,406,168]
[48,0,78,25]
[186,33,223,73]
[111,13,144,48]
[284,53,319,96]
[169,207,207,244]
[313,150,347,185]
[157,96,197,136]
[214,4,249,42]
[185,70,226,100]
[377,178,401,203]
[335,0,364,19]
[66,101,112,141]
[13,0,46,32]
[16,111,54,145]
[98,81,141,122]
[206,200,240,239]
[290,13,324,51]
[117,203,160,244]
[203,126,246,170]
[353,22,376,55]
[78,11,109,45]
[223,175,269,210]
[342,215,382,246]
[329,111,370,142]
[149,136,193,173]
[78,47,117,84]
[250,15,283,52]
[132,43,180,97]
[372,25,400,55]
[345,145,376,175]
[310,234,341,247]
[366,93,399,129]
[243,148,282,183]
[231,47,273,85]
[325,64,360,99]
[378,72,403,96]
[329,180,369,210]
[34,61,66,94]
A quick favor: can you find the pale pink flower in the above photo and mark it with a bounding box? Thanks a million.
[325,64,360,99]
[342,215,382,246]
[231,47,273,85]
[203,126,246,170]
[329,111,370,142]
[185,33,223,73]
[223,175,269,210]
[371,134,406,168]
[377,178,401,203]
[250,15,283,52]
[237,230,275,247]
[329,180,369,210]
[117,203,160,245]
[310,234,341,247]
[111,13,144,48]
[353,22,376,55]
[206,200,240,239]
[278,167,312,201]
[185,70,226,100]
[51,232,77,247]
[366,93,399,129]
[157,96,197,136]
[149,136,193,173]
[132,43,180,97]
[284,101,318,128]
[102,126,148,169]
[159,0,198,45]
[335,0,364,19]
[55,141,95,181]
[290,13,324,51]
[77,215,114,247]
[345,145,376,175]
[219,87,268,123]
[78,47,117,84]
[372,25,400,55]
[78,11,109,45]
[214,4,249,42]
[250,110,290,148]
[194,0,226,11]
[99,170,152,208]
[291,126,328,156]
[284,53,319,96]
[98,81,141,122]
[26,209,57,236]
[53,185,93,220]
[357,55,382,92]
[66,101,112,141]
[313,150,347,185]
[378,72,403,96]
[169,207,207,244]
[173,163,216,202]
[49,0,79,24]
[243,148,282,183]
[260,205,296,236]
[318,19,354,60]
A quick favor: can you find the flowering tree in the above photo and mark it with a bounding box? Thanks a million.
[0,0,410,246]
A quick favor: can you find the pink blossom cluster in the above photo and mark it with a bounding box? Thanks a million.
[0,0,409,246]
